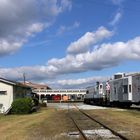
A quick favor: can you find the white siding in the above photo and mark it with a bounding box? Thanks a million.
[0,82,13,113]
[132,75,140,102]
[128,76,132,101]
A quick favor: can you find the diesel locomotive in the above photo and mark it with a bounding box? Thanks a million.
[84,73,140,107]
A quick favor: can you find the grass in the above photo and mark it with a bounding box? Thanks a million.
[0,109,51,140]
[85,108,140,140]
[0,108,77,140]
[0,106,140,140]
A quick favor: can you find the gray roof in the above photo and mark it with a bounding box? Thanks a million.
[0,77,16,85]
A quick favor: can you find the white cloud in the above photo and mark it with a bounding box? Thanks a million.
[0,64,109,88]
[0,66,53,81]
[110,11,122,26]
[1,27,140,85]
[0,36,140,82]
[60,0,72,11]
[26,23,45,36]
[110,0,124,26]
[67,26,113,54]
[0,39,24,56]
[0,0,72,56]
[49,76,109,89]
[111,0,124,5]
[57,21,80,35]
[44,35,140,78]
[57,76,108,86]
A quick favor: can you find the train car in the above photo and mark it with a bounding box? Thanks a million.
[84,82,107,105]
[52,95,61,101]
[84,73,140,107]
[110,73,140,107]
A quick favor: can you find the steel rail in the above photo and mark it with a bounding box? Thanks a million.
[68,103,88,140]
[74,104,129,140]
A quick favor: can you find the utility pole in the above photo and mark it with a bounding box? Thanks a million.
[23,73,26,85]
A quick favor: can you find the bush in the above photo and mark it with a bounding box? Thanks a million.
[32,97,39,106]
[11,97,34,114]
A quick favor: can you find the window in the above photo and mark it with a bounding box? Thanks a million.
[0,91,7,95]
[123,85,128,93]
[138,87,140,92]
[114,87,117,94]
[129,85,132,93]
[100,85,103,89]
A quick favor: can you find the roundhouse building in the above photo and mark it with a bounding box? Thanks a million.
[23,82,86,102]
[33,89,86,102]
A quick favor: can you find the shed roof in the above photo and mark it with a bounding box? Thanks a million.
[0,77,16,85]
[0,77,31,89]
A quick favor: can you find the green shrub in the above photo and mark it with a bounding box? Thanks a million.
[11,97,34,114]
[32,97,39,106]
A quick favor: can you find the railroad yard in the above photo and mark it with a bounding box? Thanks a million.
[0,103,139,140]
[1,1,140,140]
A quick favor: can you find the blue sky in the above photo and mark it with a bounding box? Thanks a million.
[0,0,140,88]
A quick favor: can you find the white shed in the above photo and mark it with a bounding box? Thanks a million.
[0,78,32,113]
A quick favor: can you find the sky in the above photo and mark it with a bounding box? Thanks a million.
[0,0,140,89]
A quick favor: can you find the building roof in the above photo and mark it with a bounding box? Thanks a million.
[0,77,16,85]
[22,81,51,89]
[0,77,31,89]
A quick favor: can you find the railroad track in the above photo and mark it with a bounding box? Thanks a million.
[68,103,88,140]
[68,103,129,140]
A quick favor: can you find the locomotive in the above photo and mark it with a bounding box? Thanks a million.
[84,73,140,107]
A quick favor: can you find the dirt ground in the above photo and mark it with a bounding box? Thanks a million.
[0,103,139,140]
